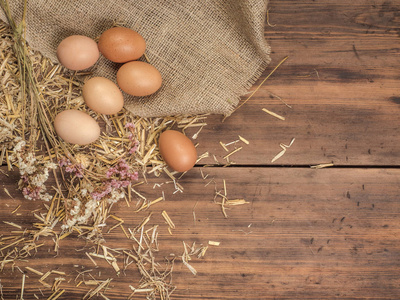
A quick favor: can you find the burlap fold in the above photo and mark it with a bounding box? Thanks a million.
[1,0,270,117]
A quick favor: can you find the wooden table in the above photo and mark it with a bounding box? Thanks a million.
[1,0,400,299]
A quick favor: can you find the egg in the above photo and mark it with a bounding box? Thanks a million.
[98,27,146,63]
[158,130,197,172]
[117,61,162,96]
[82,77,124,115]
[54,109,100,145]
[56,35,99,70]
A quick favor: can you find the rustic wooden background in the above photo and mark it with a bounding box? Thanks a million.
[1,0,400,299]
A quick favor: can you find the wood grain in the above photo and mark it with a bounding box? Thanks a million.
[1,0,400,299]
[1,167,400,299]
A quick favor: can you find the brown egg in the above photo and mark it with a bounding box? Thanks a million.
[54,110,100,145]
[56,35,99,70]
[158,130,197,172]
[82,77,124,115]
[117,61,162,96]
[98,27,146,63]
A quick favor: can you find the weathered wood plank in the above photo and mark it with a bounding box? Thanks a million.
[1,167,400,299]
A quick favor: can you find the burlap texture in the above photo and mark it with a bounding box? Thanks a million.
[1,0,271,117]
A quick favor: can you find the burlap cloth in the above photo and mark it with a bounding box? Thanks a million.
[1,0,271,117]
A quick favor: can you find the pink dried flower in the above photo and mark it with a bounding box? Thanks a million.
[92,159,139,201]
[65,165,74,173]
[118,159,129,169]
[59,157,70,168]
[128,172,138,181]
[127,132,134,141]
[59,157,84,178]
[105,159,136,180]
[122,180,130,188]
[111,179,122,189]
[125,122,135,129]
[21,175,29,183]
[129,141,139,154]
[125,123,139,154]
[22,187,29,196]
[22,186,42,200]
[75,168,84,178]
[91,183,113,201]
[106,167,116,178]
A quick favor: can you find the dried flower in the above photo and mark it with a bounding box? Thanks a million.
[10,138,57,201]
[125,122,139,154]
[91,159,138,202]
[124,122,135,129]
[62,197,99,230]
[129,140,139,154]
[59,157,84,178]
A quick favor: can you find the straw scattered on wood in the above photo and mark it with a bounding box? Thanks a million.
[262,108,285,121]
[126,221,176,299]
[268,92,292,108]
[266,8,276,27]
[161,210,175,230]
[238,135,249,145]
[181,241,208,275]
[83,278,112,300]
[310,163,334,169]
[208,241,220,246]
[213,179,248,218]
[25,266,44,276]
[223,146,243,160]
[271,138,296,163]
